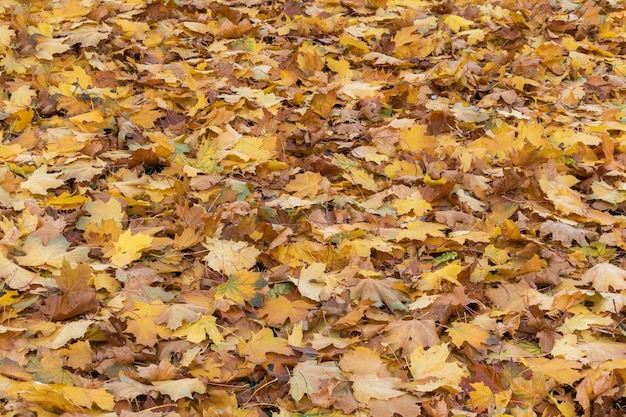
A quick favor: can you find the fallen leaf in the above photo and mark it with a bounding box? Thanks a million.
[20,165,64,195]
[290,360,342,402]
[238,328,294,364]
[409,343,468,392]
[215,270,265,306]
[580,263,626,292]
[151,378,206,401]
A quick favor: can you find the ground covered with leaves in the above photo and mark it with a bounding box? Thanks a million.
[1,0,626,415]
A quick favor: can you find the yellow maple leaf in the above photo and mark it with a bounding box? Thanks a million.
[289,360,342,402]
[11,383,114,411]
[345,166,379,192]
[0,252,45,289]
[418,261,464,291]
[121,302,168,347]
[326,56,353,81]
[392,196,432,216]
[352,374,404,403]
[285,171,325,199]
[34,36,70,60]
[468,382,494,413]
[238,328,294,364]
[152,378,206,402]
[297,42,325,74]
[257,295,314,325]
[109,229,153,268]
[557,312,614,333]
[443,15,475,33]
[0,23,16,46]
[581,263,626,292]
[15,236,90,269]
[172,315,223,344]
[447,322,491,350]
[59,341,93,370]
[46,320,93,349]
[76,198,125,230]
[20,165,65,195]
[395,220,448,242]
[291,262,328,301]
[409,343,468,392]
[6,85,36,113]
[215,270,265,306]
[61,385,115,410]
[46,192,90,209]
[522,357,583,386]
[399,124,437,153]
[203,238,260,275]
[538,175,587,216]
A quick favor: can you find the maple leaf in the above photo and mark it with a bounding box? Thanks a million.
[151,378,206,401]
[334,299,376,329]
[11,383,114,411]
[447,322,491,350]
[203,238,260,275]
[172,315,223,344]
[238,328,294,365]
[215,270,265,306]
[47,320,93,349]
[468,382,495,414]
[392,196,432,216]
[76,198,124,230]
[339,347,404,403]
[104,376,153,401]
[383,319,440,354]
[121,302,168,347]
[20,165,64,195]
[417,261,464,291]
[538,173,587,216]
[580,263,626,292]
[352,277,408,311]
[395,220,448,242]
[351,374,404,403]
[409,343,468,392]
[137,358,178,381]
[15,236,90,269]
[540,220,598,247]
[156,304,205,330]
[107,229,153,268]
[257,295,314,325]
[443,15,474,32]
[369,395,422,417]
[291,262,328,302]
[521,357,584,386]
[290,360,343,402]
[557,312,614,333]
[0,252,45,289]
[40,261,98,320]
[284,171,327,199]
[58,341,93,370]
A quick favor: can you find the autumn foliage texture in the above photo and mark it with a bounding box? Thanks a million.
[1,0,626,416]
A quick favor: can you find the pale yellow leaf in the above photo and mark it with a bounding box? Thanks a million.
[352,374,404,403]
[581,263,626,292]
[48,320,93,349]
[203,238,260,275]
[109,229,153,268]
[20,165,64,195]
[409,343,468,392]
[151,378,206,401]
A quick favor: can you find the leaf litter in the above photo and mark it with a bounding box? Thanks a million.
[1,0,626,416]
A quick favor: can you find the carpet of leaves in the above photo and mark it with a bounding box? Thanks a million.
[1,0,626,416]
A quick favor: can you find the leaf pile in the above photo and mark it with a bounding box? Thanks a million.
[1,0,626,416]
